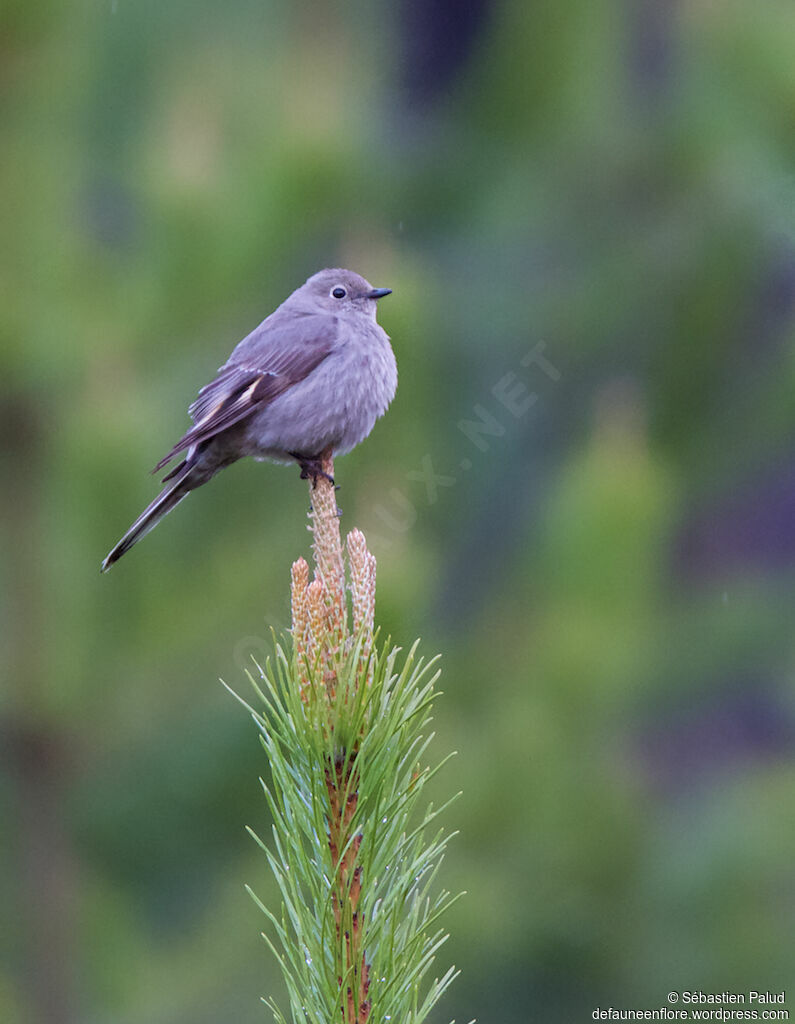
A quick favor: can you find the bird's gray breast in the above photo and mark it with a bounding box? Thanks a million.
[242,317,397,460]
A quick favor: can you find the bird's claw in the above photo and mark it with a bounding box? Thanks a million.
[291,452,335,488]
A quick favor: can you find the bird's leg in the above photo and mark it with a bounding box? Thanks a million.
[289,452,335,488]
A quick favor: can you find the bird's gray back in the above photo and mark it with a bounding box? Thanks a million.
[227,308,341,372]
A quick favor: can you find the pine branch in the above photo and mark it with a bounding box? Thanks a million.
[233,454,460,1024]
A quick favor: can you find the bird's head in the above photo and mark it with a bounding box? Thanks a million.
[295,268,392,319]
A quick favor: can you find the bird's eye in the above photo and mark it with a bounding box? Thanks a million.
[331,286,347,299]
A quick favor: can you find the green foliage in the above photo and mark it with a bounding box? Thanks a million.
[229,638,460,1024]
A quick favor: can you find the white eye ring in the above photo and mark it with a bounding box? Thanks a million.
[330,286,347,299]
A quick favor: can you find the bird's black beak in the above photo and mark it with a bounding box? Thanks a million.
[366,287,392,299]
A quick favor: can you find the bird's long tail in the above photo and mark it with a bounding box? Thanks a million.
[101,463,194,572]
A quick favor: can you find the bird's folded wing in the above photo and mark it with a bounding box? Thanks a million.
[153,315,337,474]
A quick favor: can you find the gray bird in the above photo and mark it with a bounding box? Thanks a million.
[101,268,396,572]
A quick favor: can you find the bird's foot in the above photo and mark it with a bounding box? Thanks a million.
[290,452,335,488]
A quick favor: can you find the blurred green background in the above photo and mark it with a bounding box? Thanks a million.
[2,1,794,1021]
